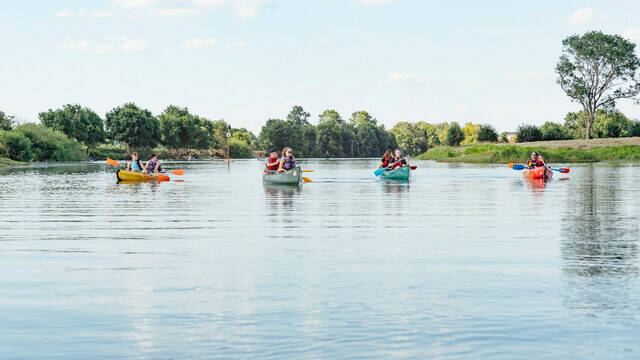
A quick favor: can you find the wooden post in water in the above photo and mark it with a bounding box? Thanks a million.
[226,124,231,167]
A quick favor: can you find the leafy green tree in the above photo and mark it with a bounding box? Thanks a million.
[516,124,542,142]
[391,122,428,155]
[158,105,201,151]
[287,105,311,126]
[229,138,253,158]
[416,122,441,147]
[349,110,376,127]
[231,128,256,146]
[316,116,342,156]
[105,103,160,150]
[318,109,343,124]
[626,121,640,137]
[0,130,32,161]
[593,111,631,138]
[477,125,498,142]
[461,122,479,144]
[0,110,15,131]
[556,31,640,139]
[15,123,84,161]
[445,122,465,146]
[258,118,304,154]
[39,104,106,148]
[340,123,357,157]
[541,122,572,141]
[499,132,509,143]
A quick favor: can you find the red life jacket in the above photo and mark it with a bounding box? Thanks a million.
[392,156,406,168]
[381,156,392,167]
[266,156,279,170]
[527,158,541,168]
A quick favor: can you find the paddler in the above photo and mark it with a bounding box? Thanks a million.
[525,152,542,168]
[125,152,144,172]
[538,154,547,168]
[277,147,295,173]
[378,149,393,169]
[390,148,408,169]
[264,148,279,174]
[143,154,162,174]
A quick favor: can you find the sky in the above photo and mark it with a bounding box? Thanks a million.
[1,0,640,134]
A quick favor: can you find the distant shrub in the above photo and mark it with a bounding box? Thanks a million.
[229,138,253,158]
[0,130,32,161]
[15,124,84,161]
[477,125,498,142]
[445,122,465,146]
[499,132,508,143]
[626,121,640,137]
[516,124,542,142]
[541,122,572,141]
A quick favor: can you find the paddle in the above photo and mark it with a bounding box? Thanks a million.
[410,166,417,170]
[106,158,185,175]
[302,177,312,183]
[510,163,570,173]
[301,170,314,173]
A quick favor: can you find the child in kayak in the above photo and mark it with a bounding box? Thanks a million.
[378,149,393,169]
[526,152,543,168]
[277,147,295,173]
[264,148,279,174]
[143,154,162,174]
[125,152,144,172]
[537,154,547,168]
[390,149,408,169]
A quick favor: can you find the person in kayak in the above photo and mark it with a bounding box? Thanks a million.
[526,152,543,168]
[277,147,295,173]
[378,149,393,168]
[537,154,547,168]
[143,154,162,174]
[125,152,144,172]
[264,148,280,174]
[390,149,408,169]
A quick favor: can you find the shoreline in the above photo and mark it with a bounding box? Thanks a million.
[0,157,27,168]
[416,139,640,164]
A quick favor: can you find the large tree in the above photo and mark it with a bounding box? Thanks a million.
[39,104,106,147]
[104,103,160,150]
[556,31,640,139]
[0,110,15,131]
[158,105,201,151]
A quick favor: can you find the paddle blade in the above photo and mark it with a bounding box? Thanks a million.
[171,169,185,175]
[410,166,417,170]
[106,158,121,167]
[157,174,170,181]
[374,167,386,176]
[552,168,570,173]
[301,170,314,173]
[508,162,515,168]
[302,177,312,183]
[511,164,526,170]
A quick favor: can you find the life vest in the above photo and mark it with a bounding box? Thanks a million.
[265,156,279,170]
[130,159,143,172]
[381,156,392,167]
[282,155,296,170]
[147,159,160,172]
[392,156,406,168]
[526,158,541,168]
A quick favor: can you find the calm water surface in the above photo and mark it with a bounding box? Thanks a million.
[1,159,639,359]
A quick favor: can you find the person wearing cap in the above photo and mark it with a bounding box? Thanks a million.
[143,154,162,174]
[264,148,279,174]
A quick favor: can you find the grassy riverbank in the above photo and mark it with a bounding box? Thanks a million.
[416,139,640,163]
[0,157,27,167]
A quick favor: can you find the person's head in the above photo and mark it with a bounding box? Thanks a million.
[538,154,544,161]
[394,149,402,157]
[131,152,138,160]
[382,149,392,159]
[150,154,158,161]
[531,152,538,159]
[269,148,278,157]
[282,147,293,158]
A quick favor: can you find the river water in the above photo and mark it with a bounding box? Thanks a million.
[1,159,639,359]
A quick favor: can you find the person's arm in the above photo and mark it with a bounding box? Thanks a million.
[142,161,149,173]
[126,161,131,171]
[277,158,285,172]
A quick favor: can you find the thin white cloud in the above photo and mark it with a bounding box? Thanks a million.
[458,80,487,88]
[152,8,202,17]
[184,38,217,48]
[233,40,253,47]
[122,39,148,52]
[58,40,89,50]
[55,9,116,18]
[386,72,417,82]
[622,28,640,42]
[567,7,595,25]
[504,72,550,80]
[354,0,397,6]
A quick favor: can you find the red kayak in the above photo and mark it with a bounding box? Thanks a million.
[523,167,552,180]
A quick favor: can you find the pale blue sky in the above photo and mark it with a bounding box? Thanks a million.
[1,0,639,133]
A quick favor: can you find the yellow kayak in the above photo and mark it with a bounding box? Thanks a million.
[116,170,169,182]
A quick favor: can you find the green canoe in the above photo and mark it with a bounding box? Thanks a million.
[380,166,410,181]
[263,166,302,185]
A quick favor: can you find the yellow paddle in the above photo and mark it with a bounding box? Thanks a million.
[301,170,314,172]
[302,177,312,183]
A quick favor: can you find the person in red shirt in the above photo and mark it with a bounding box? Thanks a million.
[264,148,279,174]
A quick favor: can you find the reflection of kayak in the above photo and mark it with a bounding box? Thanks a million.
[523,167,552,180]
[380,166,410,181]
[116,170,169,182]
[262,166,301,185]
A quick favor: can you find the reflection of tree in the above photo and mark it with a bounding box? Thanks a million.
[561,165,638,315]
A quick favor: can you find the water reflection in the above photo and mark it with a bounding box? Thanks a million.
[561,165,639,316]
[381,181,409,193]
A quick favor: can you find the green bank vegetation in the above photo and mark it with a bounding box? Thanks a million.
[416,144,640,163]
